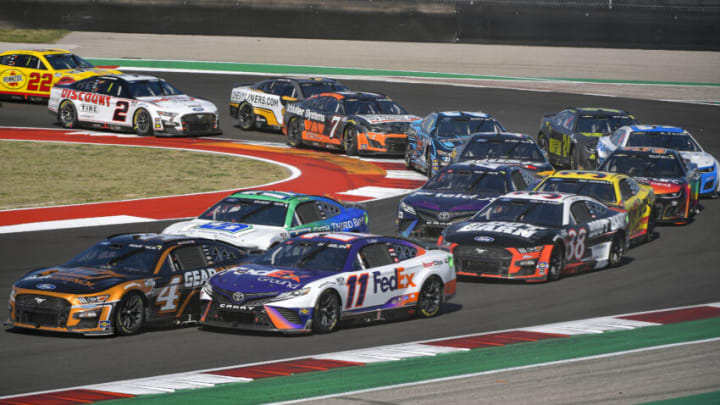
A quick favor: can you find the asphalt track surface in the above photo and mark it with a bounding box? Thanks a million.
[1,73,719,396]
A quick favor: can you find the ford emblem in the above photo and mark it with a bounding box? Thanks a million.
[232,292,245,302]
[36,283,56,290]
[474,236,494,243]
[193,107,204,111]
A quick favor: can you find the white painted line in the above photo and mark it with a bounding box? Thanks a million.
[82,383,175,395]
[523,317,659,335]
[129,377,214,390]
[0,215,156,234]
[387,343,468,355]
[385,170,428,181]
[314,352,399,363]
[178,373,252,384]
[350,348,436,359]
[338,186,417,199]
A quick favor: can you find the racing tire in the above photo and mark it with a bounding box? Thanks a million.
[404,145,413,169]
[58,100,78,128]
[569,145,579,170]
[114,292,145,336]
[608,235,625,268]
[237,103,255,130]
[537,132,549,152]
[287,118,303,148]
[643,207,656,243]
[417,276,443,318]
[312,290,340,334]
[547,244,564,282]
[343,126,359,156]
[425,151,434,179]
[133,109,153,137]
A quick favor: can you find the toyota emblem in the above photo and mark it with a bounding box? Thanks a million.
[232,292,245,302]
[438,211,450,221]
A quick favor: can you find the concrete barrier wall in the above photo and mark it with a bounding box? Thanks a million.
[4,0,720,50]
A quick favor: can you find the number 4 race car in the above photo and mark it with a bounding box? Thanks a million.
[200,232,456,334]
[48,74,221,136]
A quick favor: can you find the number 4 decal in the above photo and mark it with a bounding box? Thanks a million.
[157,275,182,312]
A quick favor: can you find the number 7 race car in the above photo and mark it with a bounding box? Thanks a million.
[48,74,221,136]
[200,232,456,334]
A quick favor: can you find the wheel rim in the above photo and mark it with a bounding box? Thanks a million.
[317,293,338,329]
[289,119,300,141]
[419,278,441,315]
[119,295,143,332]
[344,128,356,152]
[239,105,253,127]
[135,111,150,133]
[611,240,623,264]
[549,248,562,279]
[60,102,75,124]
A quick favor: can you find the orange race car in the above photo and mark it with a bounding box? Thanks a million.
[282,91,420,156]
[0,48,121,102]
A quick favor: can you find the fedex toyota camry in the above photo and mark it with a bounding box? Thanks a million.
[48,74,221,136]
[199,232,456,333]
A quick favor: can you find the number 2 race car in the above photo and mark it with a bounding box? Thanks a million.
[200,232,456,333]
[48,74,221,136]
[7,234,247,336]
[0,48,121,102]
[163,190,369,252]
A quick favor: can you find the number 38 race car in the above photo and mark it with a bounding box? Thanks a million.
[200,232,456,334]
[48,74,221,136]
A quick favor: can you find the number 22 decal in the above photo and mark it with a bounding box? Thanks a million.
[345,273,369,309]
[113,101,129,122]
[565,228,587,262]
[27,73,53,92]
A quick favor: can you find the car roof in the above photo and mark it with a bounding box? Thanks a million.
[293,232,385,244]
[1,48,72,56]
[617,146,678,155]
[91,74,161,82]
[437,111,491,119]
[569,107,631,115]
[446,161,515,172]
[547,170,626,182]
[225,190,309,203]
[318,91,387,100]
[502,190,587,203]
[106,233,216,247]
[467,132,532,140]
[628,125,686,133]
[264,77,340,84]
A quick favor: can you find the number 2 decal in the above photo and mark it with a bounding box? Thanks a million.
[27,73,53,92]
[345,273,369,309]
[565,228,587,262]
[113,101,129,122]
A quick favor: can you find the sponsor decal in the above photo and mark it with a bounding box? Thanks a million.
[80,104,98,113]
[60,89,111,106]
[372,268,416,293]
[36,283,56,290]
[0,69,26,89]
[196,222,253,233]
[423,260,443,268]
[257,277,301,290]
[474,236,495,242]
[461,222,545,239]
[537,262,549,270]
[99,320,111,328]
[184,269,217,288]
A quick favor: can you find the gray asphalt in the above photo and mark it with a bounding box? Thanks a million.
[1,73,719,398]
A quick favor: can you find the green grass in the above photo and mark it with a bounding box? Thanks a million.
[0,141,290,209]
[0,28,70,44]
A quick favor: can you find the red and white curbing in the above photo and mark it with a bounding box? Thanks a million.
[3,302,719,404]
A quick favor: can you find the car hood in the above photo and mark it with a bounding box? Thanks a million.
[475,158,553,173]
[136,95,217,113]
[14,266,138,294]
[404,191,496,212]
[446,221,558,246]
[163,219,287,250]
[679,151,716,169]
[210,264,334,295]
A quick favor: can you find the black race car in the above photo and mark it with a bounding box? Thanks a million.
[451,132,554,175]
[537,107,637,170]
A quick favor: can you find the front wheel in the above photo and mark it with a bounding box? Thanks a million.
[425,151,434,179]
[343,126,358,156]
[569,146,579,170]
[312,290,340,334]
[114,293,145,336]
[287,118,303,147]
[404,145,413,169]
[643,207,656,243]
[133,109,153,136]
[237,103,255,130]
[58,100,78,128]
[608,235,625,268]
[417,276,443,318]
[547,244,564,282]
[537,132,549,152]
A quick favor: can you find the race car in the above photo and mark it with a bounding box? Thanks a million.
[439,191,629,282]
[229,77,349,131]
[405,111,506,177]
[7,233,247,336]
[163,190,369,252]
[538,108,638,170]
[599,147,701,224]
[282,91,420,156]
[451,132,555,176]
[535,170,655,244]
[596,125,719,197]
[199,232,456,333]
[48,74,221,137]
[0,48,121,102]
[397,161,541,241]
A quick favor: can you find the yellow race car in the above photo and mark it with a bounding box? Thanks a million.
[0,48,121,102]
[535,170,656,244]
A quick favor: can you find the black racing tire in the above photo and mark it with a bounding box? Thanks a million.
[608,235,625,268]
[237,103,255,130]
[287,118,303,148]
[643,207,656,243]
[133,109,153,137]
[58,100,78,128]
[343,126,358,156]
[547,244,564,282]
[425,150,434,179]
[312,290,341,334]
[417,276,443,318]
[569,145,579,170]
[537,132,549,152]
[404,144,413,169]
[114,292,145,336]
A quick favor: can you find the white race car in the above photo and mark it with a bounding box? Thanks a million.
[48,74,221,136]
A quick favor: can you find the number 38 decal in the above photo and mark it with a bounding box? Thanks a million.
[565,228,587,262]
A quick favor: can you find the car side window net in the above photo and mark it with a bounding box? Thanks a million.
[360,243,393,268]
[172,245,209,271]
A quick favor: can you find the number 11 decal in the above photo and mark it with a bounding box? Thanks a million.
[345,273,369,308]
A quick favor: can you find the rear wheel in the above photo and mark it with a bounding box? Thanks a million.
[237,103,255,130]
[547,244,564,282]
[343,126,358,156]
[58,100,78,128]
[287,118,303,147]
[608,235,625,267]
[425,150,434,178]
[115,293,145,336]
[133,109,153,136]
[417,276,443,318]
[569,145,579,169]
[312,290,340,334]
[537,132,549,152]
[404,145,413,169]
[643,207,656,243]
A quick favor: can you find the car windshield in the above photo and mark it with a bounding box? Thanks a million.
[344,98,408,115]
[435,117,500,138]
[627,132,700,152]
[199,198,288,227]
[253,240,350,272]
[425,169,507,194]
[538,178,616,204]
[459,139,545,162]
[129,80,184,98]
[301,82,349,97]
[603,153,685,178]
[472,199,563,228]
[44,53,94,70]
[576,116,636,133]
[65,242,161,274]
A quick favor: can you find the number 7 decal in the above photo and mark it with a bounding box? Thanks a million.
[329,116,342,138]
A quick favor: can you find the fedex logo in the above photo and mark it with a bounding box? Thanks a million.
[372,267,416,293]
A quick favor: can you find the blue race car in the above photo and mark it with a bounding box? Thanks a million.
[397,161,542,241]
[451,132,555,176]
[405,111,505,177]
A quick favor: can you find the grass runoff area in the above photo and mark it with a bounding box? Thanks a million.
[0,28,69,43]
[0,141,289,209]
[104,317,720,404]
